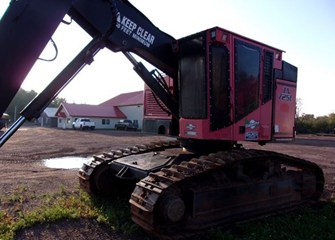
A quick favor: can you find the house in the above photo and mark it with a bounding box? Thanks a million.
[55,91,144,130]
[55,103,126,129]
[38,107,58,127]
[99,90,144,129]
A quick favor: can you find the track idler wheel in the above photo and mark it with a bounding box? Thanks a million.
[159,194,185,223]
[90,163,115,195]
[90,162,136,197]
[152,188,186,236]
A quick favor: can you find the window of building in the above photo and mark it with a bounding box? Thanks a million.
[102,119,110,125]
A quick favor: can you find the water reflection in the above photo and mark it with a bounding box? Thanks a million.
[43,156,90,169]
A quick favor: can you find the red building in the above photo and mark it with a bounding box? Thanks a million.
[143,76,173,134]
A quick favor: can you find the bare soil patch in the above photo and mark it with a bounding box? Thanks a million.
[0,127,334,239]
[14,219,134,240]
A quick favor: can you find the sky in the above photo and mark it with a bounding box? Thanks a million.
[1,0,334,116]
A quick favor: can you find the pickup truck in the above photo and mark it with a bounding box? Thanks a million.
[72,118,95,130]
[115,119,138,131]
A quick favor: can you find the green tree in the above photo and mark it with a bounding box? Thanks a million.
[4,89,66,122]
[295,113,335,134]
[5,89,37,121]
[49,97,66,107]
[328,113,335,133]
[313,116,329,133]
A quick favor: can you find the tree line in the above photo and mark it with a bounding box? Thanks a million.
[295,113,335,134]
[4,88,66,122]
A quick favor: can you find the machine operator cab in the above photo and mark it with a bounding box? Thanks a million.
[178,27,298,145]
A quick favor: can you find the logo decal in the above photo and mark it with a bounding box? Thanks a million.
[245,119,259,129]
[186,123,196,131]
[245,132,258,140]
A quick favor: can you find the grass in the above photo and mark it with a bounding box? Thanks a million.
[0,185,334,240]
[199,202,335,240]
[0,186,141,240]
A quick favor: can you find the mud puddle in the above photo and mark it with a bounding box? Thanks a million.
[43,156,90,169]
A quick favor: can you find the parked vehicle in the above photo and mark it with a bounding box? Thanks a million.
[72,118,95,130]
[115,119,138,131]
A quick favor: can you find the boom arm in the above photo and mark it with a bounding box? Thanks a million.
[70,0,178,78]
[0,0,179,145]
[0,0,73,117]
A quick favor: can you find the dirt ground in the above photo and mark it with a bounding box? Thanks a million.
[0,126,334,239]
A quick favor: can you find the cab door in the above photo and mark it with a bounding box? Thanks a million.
[273,79,297,139]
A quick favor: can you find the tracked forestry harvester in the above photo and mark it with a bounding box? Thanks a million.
[0,0,324,238]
